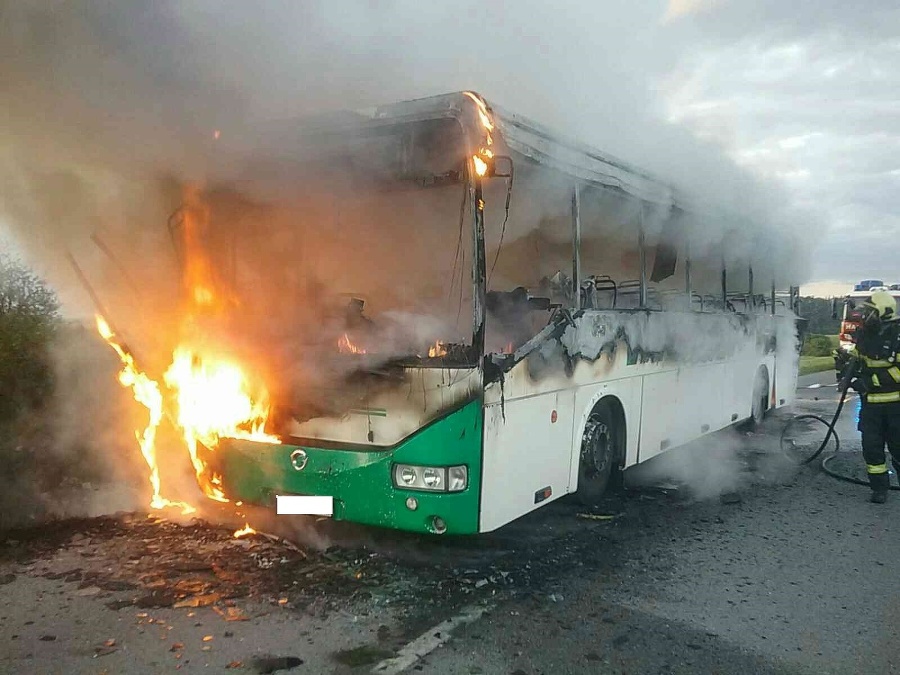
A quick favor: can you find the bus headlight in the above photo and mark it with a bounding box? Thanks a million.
[392,464,468,492]
[399,466,418,486]
[423,468,442,488]
[448,466,467,492]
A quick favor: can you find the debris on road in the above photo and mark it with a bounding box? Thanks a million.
[250,655,304,673]
[93,639,117,657]
[0,514,386,618]
[334,645,396,667]
[576,513,619,521]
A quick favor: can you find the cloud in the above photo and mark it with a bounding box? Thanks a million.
[662,0,723,23]
[661,3,900,284]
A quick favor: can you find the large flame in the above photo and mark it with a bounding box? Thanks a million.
[164,347,279,501]
[96,185,281,513]
[163,347,280,501]
[96,318,279,510]
[95,316,195,515]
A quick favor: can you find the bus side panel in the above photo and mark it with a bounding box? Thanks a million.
[641,362,730,463]
[726,352,770,422]
[774,354,798,408]
[636,369,680,463]
[480,389,575,533]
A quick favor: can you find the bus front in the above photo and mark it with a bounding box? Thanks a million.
[206,104,488,535]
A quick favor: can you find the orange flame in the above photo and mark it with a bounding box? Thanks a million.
[338,333,366,354]
[181,187,222,312]
[233,523,256,538]
[463,91,494,132]
[164,347,280,502]
[95,316,195,515]
[97,313,279,509]
[99,185,282,512]
[428,340,448,358]
[463,93,496,178]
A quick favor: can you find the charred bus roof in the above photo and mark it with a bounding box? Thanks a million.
[251,91,711,214]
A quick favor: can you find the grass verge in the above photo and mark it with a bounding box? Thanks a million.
[799,355,834,376]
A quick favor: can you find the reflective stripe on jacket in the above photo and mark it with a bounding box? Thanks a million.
[851,318,900,404]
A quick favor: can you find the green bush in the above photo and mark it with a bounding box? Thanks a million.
[0,255,60,423]
[801,334,838,357]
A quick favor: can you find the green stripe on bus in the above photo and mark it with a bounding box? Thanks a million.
[214,400,483,534]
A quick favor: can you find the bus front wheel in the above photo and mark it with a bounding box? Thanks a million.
[576,401,620,505]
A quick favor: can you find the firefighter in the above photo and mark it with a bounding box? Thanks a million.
[835,289,900,503]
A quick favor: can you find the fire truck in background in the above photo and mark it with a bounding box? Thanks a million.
[835,281,900,350]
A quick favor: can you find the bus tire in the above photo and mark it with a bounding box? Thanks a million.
[748,366,769,429]
[576,400,620,505]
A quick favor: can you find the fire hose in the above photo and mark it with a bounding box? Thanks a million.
[781,356,900,490]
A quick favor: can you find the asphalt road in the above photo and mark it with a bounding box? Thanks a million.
[2,378,898,675]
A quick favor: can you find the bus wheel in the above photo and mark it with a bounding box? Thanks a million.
[577,402,619,505]
[749,367,769,429]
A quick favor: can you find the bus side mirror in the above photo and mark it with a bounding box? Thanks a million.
[490,155,514,179]
[831,298,838,320]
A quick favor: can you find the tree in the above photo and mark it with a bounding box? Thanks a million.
[0,254,60,422]
[797,296,840,335]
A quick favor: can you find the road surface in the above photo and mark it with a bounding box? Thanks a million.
[1,378,897,675]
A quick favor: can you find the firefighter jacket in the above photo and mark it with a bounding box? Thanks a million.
[849,317,900,403]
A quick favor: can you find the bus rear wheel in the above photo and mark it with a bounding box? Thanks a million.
[576,401,620,506]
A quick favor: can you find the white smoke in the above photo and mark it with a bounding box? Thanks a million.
[0,1,813,522]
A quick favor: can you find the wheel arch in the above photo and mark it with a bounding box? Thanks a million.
[583,394,627,467]
[573,394,628,503]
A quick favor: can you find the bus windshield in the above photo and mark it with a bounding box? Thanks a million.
[208,117,476,367]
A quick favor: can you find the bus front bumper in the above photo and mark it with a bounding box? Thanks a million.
[211,401,483,535]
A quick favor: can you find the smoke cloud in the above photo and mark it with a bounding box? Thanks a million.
[0,1,812,525]
[1,2,811,290]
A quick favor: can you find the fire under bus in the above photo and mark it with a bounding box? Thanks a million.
[835,282,900,351]
[207,91,801,535]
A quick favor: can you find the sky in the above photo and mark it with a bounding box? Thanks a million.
[659,1,900,296]
[1,0,898,300]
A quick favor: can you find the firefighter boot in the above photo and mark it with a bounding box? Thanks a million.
[869,471,889,503]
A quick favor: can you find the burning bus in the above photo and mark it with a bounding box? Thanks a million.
[125,91,800,535]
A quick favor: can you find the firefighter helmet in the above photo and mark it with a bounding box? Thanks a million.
[863,289,896,319]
